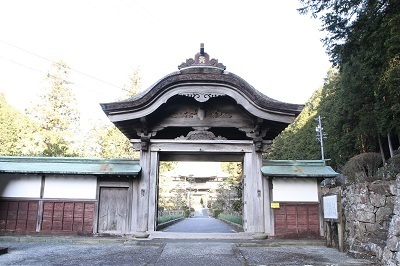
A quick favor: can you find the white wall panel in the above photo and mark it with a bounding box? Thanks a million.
[0,174,41,198]
[43,175,97,199]
[272,178,318,202]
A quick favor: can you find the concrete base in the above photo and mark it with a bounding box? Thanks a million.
[134,232,150,238]
[252,233,268,240]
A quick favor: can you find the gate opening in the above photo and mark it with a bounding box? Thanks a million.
[156,161,243,233]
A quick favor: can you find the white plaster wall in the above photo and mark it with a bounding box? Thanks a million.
[272,178,318,202]
[0,174,41,198]
[43,175,97,199]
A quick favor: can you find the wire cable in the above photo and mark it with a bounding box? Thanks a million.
[0,39,130,92]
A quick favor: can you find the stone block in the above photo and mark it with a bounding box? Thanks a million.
[369,181,390,195]
[356,211,375,223]
[388,215,400,237]
[376,207,393,223]
[356,203,374,213]
[396,250,400,263]
[386,235,398,251]
[394,197,400,215]
[389,182,396,196]
[369,192,386,207]
[365,223,379,234]
[382,248,394,262]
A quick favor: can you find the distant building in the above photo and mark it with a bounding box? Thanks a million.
[159,162,231,210]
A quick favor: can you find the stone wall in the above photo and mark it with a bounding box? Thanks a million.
[324,174,400,265]
[382,175,400,265]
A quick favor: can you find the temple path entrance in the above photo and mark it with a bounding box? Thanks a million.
[157,160,243,234]
[162,216,236,233]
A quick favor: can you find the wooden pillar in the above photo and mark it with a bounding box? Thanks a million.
[147,151,159,232]
[136,150,151,237]
[243,147,265,235]
[263,176,273,235]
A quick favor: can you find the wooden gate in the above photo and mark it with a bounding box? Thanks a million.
[98,187,129,234]
[274,203,320,239]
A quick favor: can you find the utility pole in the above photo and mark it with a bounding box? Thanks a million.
[315,115,327,161]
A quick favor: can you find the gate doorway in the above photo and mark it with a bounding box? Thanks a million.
[98,187,129,234]
[156,160,243,233]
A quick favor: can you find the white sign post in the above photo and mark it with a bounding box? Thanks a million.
[323,194,338,219]
[323,193,344,252]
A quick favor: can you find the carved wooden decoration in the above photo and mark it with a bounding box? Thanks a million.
[176,128,226,140]
[177,44,226,70]
[178,92,224,102]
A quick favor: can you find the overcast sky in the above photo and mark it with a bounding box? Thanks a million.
[0,0,330,122]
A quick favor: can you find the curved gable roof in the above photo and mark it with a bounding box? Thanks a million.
[101,47,303,124]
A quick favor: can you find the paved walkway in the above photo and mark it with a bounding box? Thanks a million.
[162,216,237,233]
[0,236,373,265]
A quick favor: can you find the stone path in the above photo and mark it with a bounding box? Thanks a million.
[162,216,237,233]
[0,237,373,266]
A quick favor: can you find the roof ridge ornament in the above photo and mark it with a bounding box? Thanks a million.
[178,43,226,70]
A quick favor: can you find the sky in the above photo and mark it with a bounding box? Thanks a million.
[0,0,331,124]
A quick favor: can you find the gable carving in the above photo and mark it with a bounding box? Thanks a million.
[171,107,197,118]
[178,92,224,102]
[176,128,226,140]
[206,109,232,118]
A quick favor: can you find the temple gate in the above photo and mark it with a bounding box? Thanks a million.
[100,44,303,237]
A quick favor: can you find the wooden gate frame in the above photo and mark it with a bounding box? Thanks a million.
[134,139,273,236]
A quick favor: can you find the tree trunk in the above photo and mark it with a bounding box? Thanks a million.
[378,135,386,164]
[388,133,394,158]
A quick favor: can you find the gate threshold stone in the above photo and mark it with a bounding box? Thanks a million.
[149,232,254,239]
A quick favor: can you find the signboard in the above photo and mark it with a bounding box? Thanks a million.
[270,202,280,209]
[323,194,338,219]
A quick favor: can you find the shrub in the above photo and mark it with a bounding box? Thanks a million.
[342,152,383,182]
[212,209,223,218]
[157,214,183,224]
[218,213,243,225]
[387,154,400,177]
[184,207,194,218]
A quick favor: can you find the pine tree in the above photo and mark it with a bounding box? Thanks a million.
[26,61,81,156]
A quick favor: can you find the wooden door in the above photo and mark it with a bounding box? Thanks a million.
[98,187,129,234]
[274,203,320,239]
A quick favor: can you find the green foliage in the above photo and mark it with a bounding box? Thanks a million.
[216,162,243,214]
[26,61,81,156]
[267,87,322,160]
[212,209,223,218]
[123,67,142,98]
[157,213,184,224]
[82,120,138,159]
[269,1,400,167]
[342,153,383,182]
[218,213,243,225]
[0,93,39,155]
[387,154,400,177]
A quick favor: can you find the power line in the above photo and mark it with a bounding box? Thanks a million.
[0,54,116,99]
[0,39,130,92]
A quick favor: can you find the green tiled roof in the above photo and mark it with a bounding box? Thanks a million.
[261,160,338,178]
[0,156,141,177]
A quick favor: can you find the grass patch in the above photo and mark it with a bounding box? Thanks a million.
[157,214,184,224]
[218,213,243,225]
